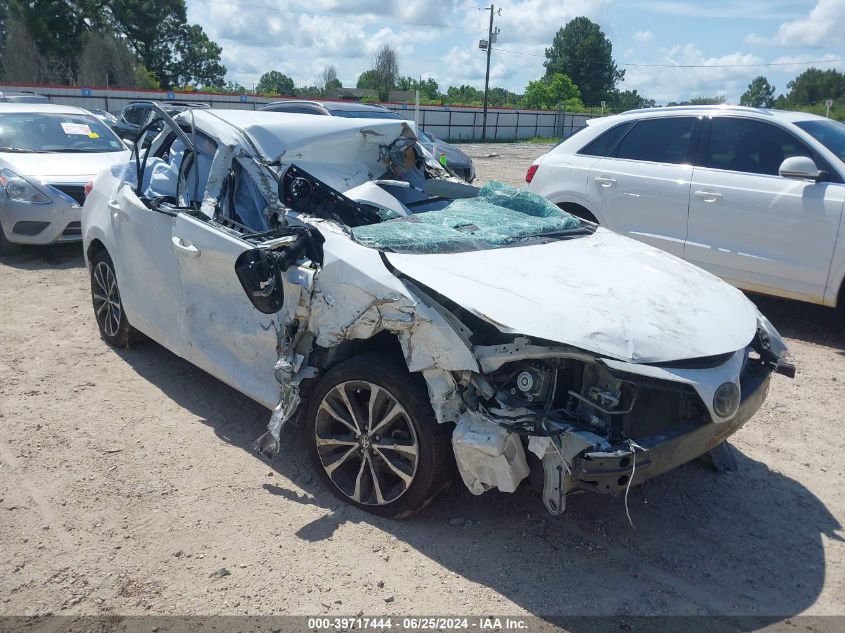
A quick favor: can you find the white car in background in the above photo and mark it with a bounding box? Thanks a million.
[526,106,845,310]
[81,105,792,518]
[0,104,130,253]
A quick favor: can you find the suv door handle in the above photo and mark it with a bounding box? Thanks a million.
[694,190,723,202]
[594,176,616,187]
[172,236,201,257]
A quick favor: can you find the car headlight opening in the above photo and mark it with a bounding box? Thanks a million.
[0,168,51,204]
[713,382,740,419]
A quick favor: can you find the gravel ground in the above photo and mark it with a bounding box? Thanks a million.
[1,143,843,624]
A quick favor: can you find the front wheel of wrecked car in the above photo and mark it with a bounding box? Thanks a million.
[90,250,138,348]
[305,353,452,518]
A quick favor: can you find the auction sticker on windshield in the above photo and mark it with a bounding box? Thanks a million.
[61,122,92,135]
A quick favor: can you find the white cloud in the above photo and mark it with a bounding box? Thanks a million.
[623,43,765,103]
[769,53,844,74]
[495,0,613,45]
[631,1,798,20]
[438,46,512,89]
[753,0,845,47]
[634,30,653,43]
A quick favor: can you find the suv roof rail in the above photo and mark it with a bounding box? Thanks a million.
[125,99,210,108]
[620,104,774,117]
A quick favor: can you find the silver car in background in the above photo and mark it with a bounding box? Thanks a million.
[0,104,129,254]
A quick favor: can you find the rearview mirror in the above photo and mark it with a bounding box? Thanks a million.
[235,249,285,314]
[779,156,826,182]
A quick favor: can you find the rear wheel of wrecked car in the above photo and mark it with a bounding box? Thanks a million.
[90,249,138,347]
[306,353,451,518]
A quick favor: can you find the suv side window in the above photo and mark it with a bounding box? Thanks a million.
[578,122,633,157]
[123,105,147,125]
[701,117,813,176]
[613,117,696,164]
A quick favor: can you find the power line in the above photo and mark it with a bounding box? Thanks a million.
[494,48,845,69]
[202,0,487,31]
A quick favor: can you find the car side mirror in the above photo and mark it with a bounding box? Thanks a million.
[779,156,827,182]
[235,249,285,314]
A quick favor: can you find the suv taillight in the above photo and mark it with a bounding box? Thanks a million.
[525,164,539,183]
[84,181,93,198]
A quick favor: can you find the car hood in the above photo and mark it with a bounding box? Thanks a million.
[385,228,758,364]
[0,151,130,180]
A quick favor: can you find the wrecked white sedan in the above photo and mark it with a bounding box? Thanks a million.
[82,105,794,517]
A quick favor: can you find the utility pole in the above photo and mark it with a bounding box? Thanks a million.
[480,4,500,141]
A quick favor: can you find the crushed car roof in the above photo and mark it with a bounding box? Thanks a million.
[178,109,416,161]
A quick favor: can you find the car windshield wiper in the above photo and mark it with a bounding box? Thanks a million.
[0,146,37,153]
[41,148,103,153]
[514,225,596,241]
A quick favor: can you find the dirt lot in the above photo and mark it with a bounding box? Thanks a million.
[1,143,844,623]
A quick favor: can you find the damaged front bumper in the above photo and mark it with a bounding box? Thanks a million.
[570,366,770,497]
[452,357,774,516]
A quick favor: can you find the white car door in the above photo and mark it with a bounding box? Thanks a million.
[685,116,845,303]
[110,178,185,354]
[171,211,284,408]
[586,116,699,258]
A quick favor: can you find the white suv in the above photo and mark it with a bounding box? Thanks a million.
[526,106,845,309]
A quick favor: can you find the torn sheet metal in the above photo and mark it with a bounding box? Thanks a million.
[386,227,758,364]
[305,223,478,373]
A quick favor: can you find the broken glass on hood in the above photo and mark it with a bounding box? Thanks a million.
[352,181,583,253]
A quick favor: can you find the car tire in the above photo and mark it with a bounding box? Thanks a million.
[305,352,452,518]
[89,249,139,347]
[0,224,22,255]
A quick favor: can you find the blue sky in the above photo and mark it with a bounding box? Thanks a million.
[186,0,845,104]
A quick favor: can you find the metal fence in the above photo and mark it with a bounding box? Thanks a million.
[0,83,598,142]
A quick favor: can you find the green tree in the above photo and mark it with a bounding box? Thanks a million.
[170,24,225,88]
[356,69,379,91]
[371,44,399,100]
[520,73,582,110]
[785,68,845,105]
[396,76,440,100]
[667,96,726,106]
[445,84,482,104]
[544,17,623,105]
[0,0,9,77]
[77,30,136,87]
[8,0,90,82]
[1,15,50,83]
[102,1,225,88]
[608,89,655,111]
[293,85,321,98]
[487,87,520,108]
[740,76,776,108]
[256,70,294,95]
[320,65,341,96]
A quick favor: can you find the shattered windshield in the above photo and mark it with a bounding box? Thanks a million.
[352,181,586,254]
